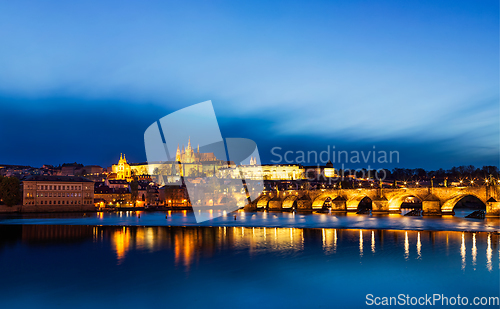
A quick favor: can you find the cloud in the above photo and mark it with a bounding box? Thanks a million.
[0,0,498,169]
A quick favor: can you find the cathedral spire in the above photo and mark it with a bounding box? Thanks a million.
[197,144,199,153]
[250,156,256,165]
[176,144,181,162]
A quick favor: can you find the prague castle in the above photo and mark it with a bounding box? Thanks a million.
[111,138,230,181]
[111,138,337,182]
[175,137,217,163]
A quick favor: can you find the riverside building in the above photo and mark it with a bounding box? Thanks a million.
[22,175,95,211]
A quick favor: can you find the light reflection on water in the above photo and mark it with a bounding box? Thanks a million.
[416,232,421,259]
[371,230,376,254]
[6,225,498,272]
[404,231,409,261]
[472,233,477,270]
[359,230,363,257]
[0,225,498,308]
[487,233,493,272]
[461,232,466,270]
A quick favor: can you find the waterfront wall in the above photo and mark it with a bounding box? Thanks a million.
[0,204,96,213]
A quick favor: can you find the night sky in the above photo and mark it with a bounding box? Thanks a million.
[0,0,498,170]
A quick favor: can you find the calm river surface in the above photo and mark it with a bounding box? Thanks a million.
[0,209,498,232]
[0,211,498,308]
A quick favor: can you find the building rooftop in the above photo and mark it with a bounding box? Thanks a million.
[95,186,129,194]
[23,175,94,183]
[107,179,128,184]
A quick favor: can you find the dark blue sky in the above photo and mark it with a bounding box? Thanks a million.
[0,0,498,170]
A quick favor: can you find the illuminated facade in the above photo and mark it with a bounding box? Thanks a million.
[110,140,339,182]
[219,164,337,180]
[112,154,132,180]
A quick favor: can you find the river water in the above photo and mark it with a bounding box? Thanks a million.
[0,211,498,308]
[0,209,498,232]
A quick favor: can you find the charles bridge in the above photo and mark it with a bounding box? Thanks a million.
[243,185,500,217]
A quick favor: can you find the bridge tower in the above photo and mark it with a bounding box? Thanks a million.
[485,183,500,217]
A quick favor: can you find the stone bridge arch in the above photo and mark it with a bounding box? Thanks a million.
[312,193,338,210]
[245,185,500,216]
[256,195,271,209]
[387,193,426,212]
[282,195,298,209]
[441,193,487,214]
[346,195,371,211]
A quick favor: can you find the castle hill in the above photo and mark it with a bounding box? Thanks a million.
[0,139,499,218]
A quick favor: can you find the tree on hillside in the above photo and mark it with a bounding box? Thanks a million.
[130,177,139,206]
[0,177,21,206]
[0,175,3,201]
